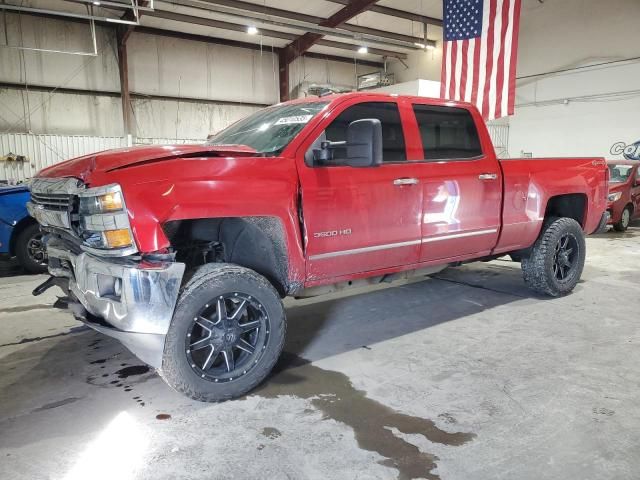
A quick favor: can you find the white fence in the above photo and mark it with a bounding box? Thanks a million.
[2,126,510,183]
[0,133,203,183]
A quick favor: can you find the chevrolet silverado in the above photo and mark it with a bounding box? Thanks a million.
[28,93,609,401]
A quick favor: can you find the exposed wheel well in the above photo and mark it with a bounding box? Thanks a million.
[9,216,38,256]
[163,217,289,296]
[545,194,587,227]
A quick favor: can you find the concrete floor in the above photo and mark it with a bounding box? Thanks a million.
[1,224,639,480]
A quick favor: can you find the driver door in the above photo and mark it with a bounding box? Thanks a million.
[297,100,422,281]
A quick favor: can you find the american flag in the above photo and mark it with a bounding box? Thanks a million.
[440,0,522,120]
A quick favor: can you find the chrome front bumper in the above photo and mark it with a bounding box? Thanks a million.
[45,239,185,367]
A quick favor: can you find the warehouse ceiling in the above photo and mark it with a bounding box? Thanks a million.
[0,0,444,63]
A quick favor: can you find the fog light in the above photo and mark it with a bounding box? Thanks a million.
[104,229,133,248]
[114,278,122,297]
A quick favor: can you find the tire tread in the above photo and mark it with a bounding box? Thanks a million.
[521,217,585,297]
[160,263,286,402]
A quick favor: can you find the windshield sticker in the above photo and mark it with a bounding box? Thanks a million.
[274,114,314,125]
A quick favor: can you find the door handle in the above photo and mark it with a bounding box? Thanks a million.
[478,173,498,180]
[393,177,419,186]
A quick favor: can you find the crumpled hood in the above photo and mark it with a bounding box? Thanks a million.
[36,144,258,181]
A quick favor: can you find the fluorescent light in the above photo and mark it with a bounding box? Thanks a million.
[357,46,368,54]
[93,1,101,5]
[414,41,437,50]
[247,25,258,35]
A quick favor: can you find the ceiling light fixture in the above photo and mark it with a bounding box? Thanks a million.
[247,25,258,35]
[414,41,437,50]
[93,1,101,5]
[357,46,368,54]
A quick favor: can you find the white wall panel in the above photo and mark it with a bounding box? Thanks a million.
[389,48,442,84]
[507,0,640,159]
[131,98,260,139]
[127,33,278,104]
[0,13,120,92]
[288,56,372,98]
[0,89,123,135]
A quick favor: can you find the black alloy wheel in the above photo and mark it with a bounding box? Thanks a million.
[521,217,586,297]
[27,233,47,266]
[186,293,270,382]
[552,233,579,282]
[15,223,48,274]
[161,263,286,402]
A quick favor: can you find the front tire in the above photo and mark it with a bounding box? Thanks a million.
[160,263,286,402]
[15,223,48,274]
[613,205,632,232]
[521,217,586,297]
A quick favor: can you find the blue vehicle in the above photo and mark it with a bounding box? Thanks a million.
[0,184,47,273]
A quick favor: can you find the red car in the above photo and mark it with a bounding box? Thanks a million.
[606,160,640,231]
[28,93,608,401]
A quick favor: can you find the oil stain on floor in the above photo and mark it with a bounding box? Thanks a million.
[251,353,475,480]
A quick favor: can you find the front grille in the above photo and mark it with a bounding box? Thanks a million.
[31,192,72,211]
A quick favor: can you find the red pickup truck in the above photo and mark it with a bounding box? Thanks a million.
[29,93,609,401]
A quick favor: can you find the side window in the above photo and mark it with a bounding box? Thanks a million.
[412,104,482,160]
[325,102,406,162]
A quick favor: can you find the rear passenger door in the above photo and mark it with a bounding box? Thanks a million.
[298,100,422,281]
[408,103,502,262]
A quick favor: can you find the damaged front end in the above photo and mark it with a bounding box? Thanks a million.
[29,177,185,368]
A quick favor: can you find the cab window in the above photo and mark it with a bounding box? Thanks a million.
[412,104,482,160]
[324,102,407,163]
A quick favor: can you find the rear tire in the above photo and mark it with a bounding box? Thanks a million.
[613,205,632,232]
[160,263,286,402]
[15,223,48,274]
[521,217,586,297]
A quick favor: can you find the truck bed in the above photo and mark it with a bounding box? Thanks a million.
[494,157,608,254]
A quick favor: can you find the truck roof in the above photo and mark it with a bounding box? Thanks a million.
[278,91,475,111]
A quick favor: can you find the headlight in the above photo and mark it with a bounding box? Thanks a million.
[608,192,622,202]
[79,191,123,214]
[77,184,136,254]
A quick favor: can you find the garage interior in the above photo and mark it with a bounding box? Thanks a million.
[1,1,639,479]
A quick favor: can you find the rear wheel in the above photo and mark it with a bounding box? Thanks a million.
[521,217,586,297]
[160,263,286,402]
[613,205,632,232]
[15,223,48,274]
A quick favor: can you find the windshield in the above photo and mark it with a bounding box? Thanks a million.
[206,102,328,156]
[608,164,633,183]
